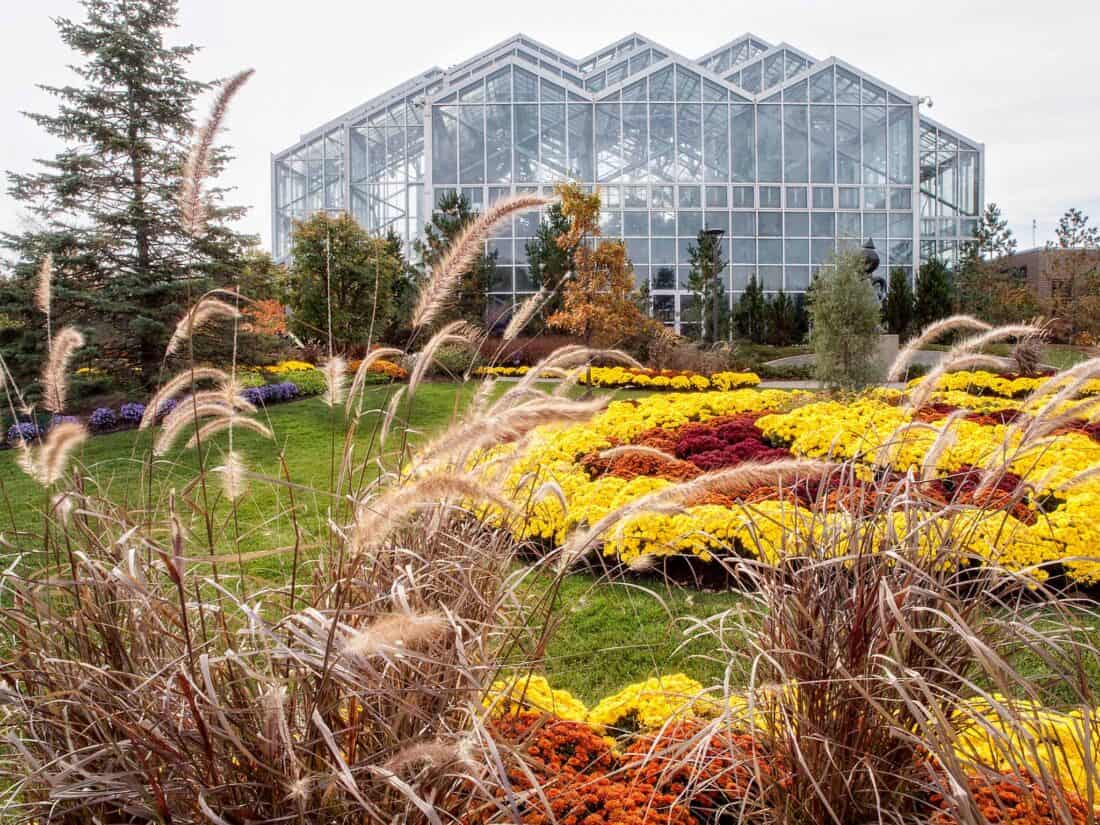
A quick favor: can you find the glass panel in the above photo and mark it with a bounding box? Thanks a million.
[862,106,887,186]
[706,185,728,207]
[740,61,762,93]
[678,210,702,236]
[460,80,485,102]
[649,102,675,181]
[731,104,755,183]
[757,106,781,182]
[732,238,755,263]
[486,104,511,183]
[678,186,701,208]
[487,67,511,101]
[514,104,538,182]
[431,106,458,184]
[811,106,835,183]
[785,212,809,236]
[677,103,703,181]
[624,211,649,235]
[760,186,781,208]
[649,65,674,99]
[759,212,782,236]
[676,66,701,99]
[541,78,566,102]
[810,68,834,103]
[704,210,729,233]
[596,102,621,182]
[890,187,912,210]
[813,186,834,208]
[540,103,567,181]
[812,212,835,237]
[838,187,860,209]
[704,79,727,101]
[836,68,861,103]
[865,186,887,209]
[888,106,913,184]
[568,103,594,181]
[764,52,784,89]
[703,104,729,182]
[783,105,809,182]
[812,238,836,264]
[836,106,860,184]
[786,238,810,264]
[784,79,808,103]
[838,212,861,239]
[732,185,754,208]
[861,80,886,106]
[514,67,538,101]
[759,239,782,264]
[652,211,675,236]
[959,152,978,216]
[621,102,646,180]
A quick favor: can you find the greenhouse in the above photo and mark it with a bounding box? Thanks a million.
[272,32,983,331]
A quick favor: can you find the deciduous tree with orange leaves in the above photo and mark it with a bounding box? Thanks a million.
[547,183,656,351]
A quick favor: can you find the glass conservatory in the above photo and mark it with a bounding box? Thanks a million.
[273,33,983,332]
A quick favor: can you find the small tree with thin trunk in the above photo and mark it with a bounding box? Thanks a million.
[810,251,882,389]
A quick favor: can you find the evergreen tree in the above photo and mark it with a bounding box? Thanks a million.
[882,267,915,338]
[915,259,955,329]
[1046,209,1100,337]
[1054,208,1100,249]
[734,274,767,344]
[382,228,421,344]
[525,202,576,324]
[972,203,1018,260]
[0,0,249,387]
[413,192,495,325]
[286,213,398,349]
[685,229,729,343]
[765,289,800,346]
[810,251,882,389]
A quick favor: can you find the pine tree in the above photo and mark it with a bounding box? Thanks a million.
[686,229,729,343]
[1046,209,1100,337]
[0,0,249,387]
[525,202,576,324]
[765,289,800,346]
[413,191,495,325]
[810,251,882,389]
[971,203,1018,260]
[915,259,955,329]
[734,274,767,344]
[883,267,915,338]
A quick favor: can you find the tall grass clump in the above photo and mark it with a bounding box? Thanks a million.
[0,70,584,824]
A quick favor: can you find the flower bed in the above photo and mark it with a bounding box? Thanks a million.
[475,365,760,391]
[492,388,1100,585]
[910,369,1100,399]
[478,673,1100,824]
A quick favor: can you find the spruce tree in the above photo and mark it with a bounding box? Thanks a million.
[915,259,955,329]
[413,191,495,326]
[686,229,729,343]
[525,202,576,323]
[883,267,915,338]
[0,0,249,387]
[734,274,767,344]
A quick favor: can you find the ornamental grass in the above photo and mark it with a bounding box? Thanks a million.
[3,73,1100,825]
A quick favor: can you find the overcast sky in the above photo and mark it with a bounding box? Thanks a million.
[3,0,1098,254]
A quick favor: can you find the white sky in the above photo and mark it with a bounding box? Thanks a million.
[2,0,1099,254]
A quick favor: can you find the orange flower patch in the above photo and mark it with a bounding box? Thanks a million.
[931,771,1095,825]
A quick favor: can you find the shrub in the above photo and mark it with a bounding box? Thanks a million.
[424,343,480,377]
[6,421,40,445]
[810,250,883,389]
[87,407,118,432]
[118,402,145,426]
[276,368,325,396]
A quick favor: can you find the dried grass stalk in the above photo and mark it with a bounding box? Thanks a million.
[413,194,552,328]
[887,314,992,382]
[165,298,241,357]
[34,253,52,316]
[141,367,229,428]
[41,326,84,413]
[347,347,404,413]
[179,69,254,237]
[321,355,348,408]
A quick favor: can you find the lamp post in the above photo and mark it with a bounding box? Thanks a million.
[702,227,725,343]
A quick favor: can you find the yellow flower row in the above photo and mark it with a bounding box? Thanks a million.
[261,359,318,375]
[486,674,1100,797]
[910,369,1100,399]
[576,367,760,391]
[485,673,716,733]
[474,366,529,376]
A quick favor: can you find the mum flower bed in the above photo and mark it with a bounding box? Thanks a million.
[478,674,1100,825]
[475,365,760,391]
[910,369,1100,400]
[494,388,1100,585]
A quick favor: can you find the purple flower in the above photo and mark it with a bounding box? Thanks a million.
[245,382,300,406]
[88,407,118,432]
[48,415,80,430]
[119,402,146,426]
[6,421,40,445]
[157,398,178,421]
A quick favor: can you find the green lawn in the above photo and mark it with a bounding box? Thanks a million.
[3,382,1098,704]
